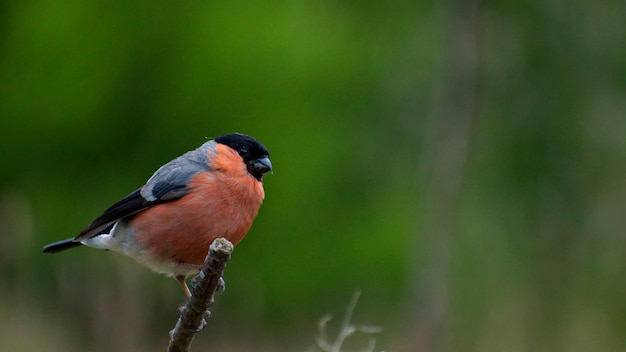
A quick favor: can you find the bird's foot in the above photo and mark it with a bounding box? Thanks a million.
[190,274,226,295]
[217,277,226,295]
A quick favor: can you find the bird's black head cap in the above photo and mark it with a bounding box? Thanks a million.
[215,133,272,180]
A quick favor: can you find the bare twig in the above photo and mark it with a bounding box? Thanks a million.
[313,290,383,352]
[167,238,234,352]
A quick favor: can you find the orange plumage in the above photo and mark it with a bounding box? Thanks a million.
[132,144,265,266]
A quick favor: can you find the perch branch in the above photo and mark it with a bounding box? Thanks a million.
[167,238,234,352]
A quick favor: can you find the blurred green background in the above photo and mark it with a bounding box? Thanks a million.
[1,0,625,351]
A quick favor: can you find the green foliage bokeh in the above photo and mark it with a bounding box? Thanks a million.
[1,1,625,351]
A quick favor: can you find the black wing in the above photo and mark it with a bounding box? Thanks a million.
[73,142,216,242]
[73,182,189,242]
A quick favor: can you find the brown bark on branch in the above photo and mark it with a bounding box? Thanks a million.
[167,238,234,352]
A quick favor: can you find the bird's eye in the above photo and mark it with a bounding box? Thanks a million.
[239,146,249,157]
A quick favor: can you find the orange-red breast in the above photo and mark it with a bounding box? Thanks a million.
[43,133,272,297]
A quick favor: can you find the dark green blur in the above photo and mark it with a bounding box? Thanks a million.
[1,1,624,351]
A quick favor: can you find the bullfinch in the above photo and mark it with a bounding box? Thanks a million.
[43,133,272,298]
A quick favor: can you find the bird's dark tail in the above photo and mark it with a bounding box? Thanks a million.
[43,238,83,253]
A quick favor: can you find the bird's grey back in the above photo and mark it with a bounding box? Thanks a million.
[140,140,216,201]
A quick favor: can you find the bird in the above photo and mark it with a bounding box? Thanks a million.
[43,133,272,299]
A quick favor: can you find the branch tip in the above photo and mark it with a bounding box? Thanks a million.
[211,237,234,253]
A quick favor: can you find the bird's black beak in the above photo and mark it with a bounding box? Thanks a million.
[248,157,272,180]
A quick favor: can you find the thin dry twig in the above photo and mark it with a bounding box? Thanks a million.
[167,238,234,352]
[313,290,383,352]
